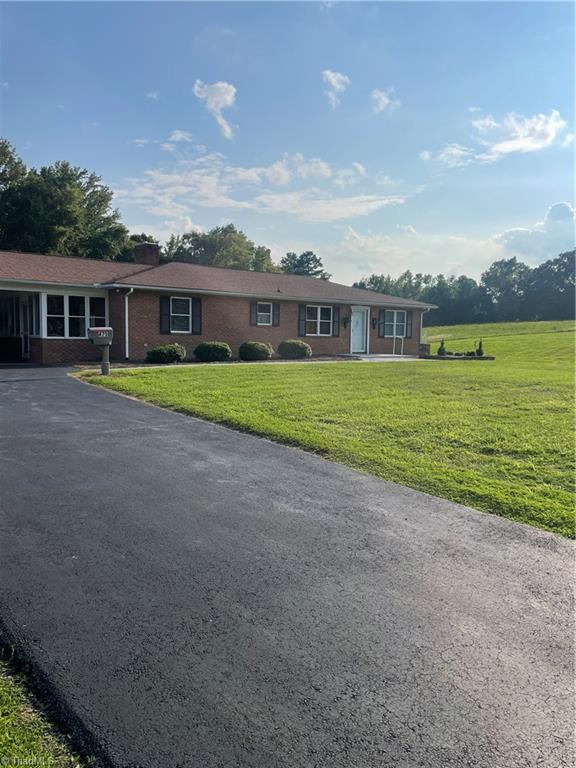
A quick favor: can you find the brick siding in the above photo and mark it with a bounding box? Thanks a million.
[117,291,423,361]
[29,337,101,364]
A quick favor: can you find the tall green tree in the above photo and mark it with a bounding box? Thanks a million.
[480,257,531,321]
[163,224,279,271]
[280,251,331,279]
[523,251,575,320]
[0,145,129,260]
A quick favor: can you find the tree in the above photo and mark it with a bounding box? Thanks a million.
[252,245,279,272]
[0,149,129,260]
[523,251,575,320]
[480,257,531,321]
[163,224,279,271]
[0,139,26,192]
[280,251,331,279]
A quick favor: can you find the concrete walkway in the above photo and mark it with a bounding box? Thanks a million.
[0,366,573,767]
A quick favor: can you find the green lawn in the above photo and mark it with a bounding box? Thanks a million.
[0,661,82,766]
[79,319,575,538]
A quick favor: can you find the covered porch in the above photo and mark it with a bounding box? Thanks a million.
[0,291,40,363]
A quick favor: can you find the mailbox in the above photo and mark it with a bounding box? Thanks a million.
[88,327,113,375]
[88,327,113,346]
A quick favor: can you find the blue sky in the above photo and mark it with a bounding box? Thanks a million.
[1,1,574,282]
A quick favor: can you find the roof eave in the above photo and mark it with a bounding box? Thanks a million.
[100,282,434,309]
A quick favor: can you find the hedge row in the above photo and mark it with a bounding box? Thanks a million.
[145,339,312,364]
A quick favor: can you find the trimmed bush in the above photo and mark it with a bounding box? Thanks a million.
[238,341,274,361]
[278,339,313,359]
[193,341,232,363]
[146,343,187,364]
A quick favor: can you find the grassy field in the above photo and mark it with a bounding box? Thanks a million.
[79,320,575,538]
[0,661,81,766]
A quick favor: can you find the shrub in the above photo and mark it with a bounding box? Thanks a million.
[278,339,313,359]
[238,341,274,361]
[146,343,187,364]
[437,339,446,356]
[193,341,232,363]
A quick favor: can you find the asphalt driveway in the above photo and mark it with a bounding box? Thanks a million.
[0,366,573,768]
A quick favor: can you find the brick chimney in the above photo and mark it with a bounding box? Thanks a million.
[133,242,161,267]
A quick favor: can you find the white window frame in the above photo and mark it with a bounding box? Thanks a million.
[46,294,66,338]
[256,302,273,326]
[67,295,88,339]
[383,309,407,338]
[170,296,192,334]
[305,304,333,337]
[42,291,108,339]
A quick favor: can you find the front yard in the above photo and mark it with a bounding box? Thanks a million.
[79,320,574,538]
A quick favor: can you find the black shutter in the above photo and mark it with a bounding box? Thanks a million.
[406,310,413,339]
[272,302,280,326]
[250,301,257,326]
[298,304,306,337]
[160,296,171,334]
[191,298,202,335]
[378,309,385,337]
[332,305,340,337]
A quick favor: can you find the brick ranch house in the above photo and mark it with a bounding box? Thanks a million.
[0,244,435,364]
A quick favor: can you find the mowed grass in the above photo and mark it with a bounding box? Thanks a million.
[79,320,575,537]
[0,661,81,766]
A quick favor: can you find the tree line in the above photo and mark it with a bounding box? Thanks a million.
[0,139,573,325]
[353,252,575,325]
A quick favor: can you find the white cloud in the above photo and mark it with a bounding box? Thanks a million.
[469,106,482,113]
[476,110,566,161]
[252,190,404,222]
[319,225,506,283]
[436,143,477,168]
[428,109,569,168]
[319,203,575,284]
[293,153,332,180]
[263,160,292,186]
[193,79,236,139]
[146,91,159,100]
[322,69,350,109]
[161,143,176,153]
[493,202,575,260]
[334,162,366,188]
[374,172,399,187]
[371,88,400,113]
[562,132,574,148]
[169,129,194,143]
[116,149,408,227]
[132,138,158,147]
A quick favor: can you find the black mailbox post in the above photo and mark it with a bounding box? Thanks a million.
[88,327,113,375]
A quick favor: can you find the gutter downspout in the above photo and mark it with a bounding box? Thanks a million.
[124,288,134,360]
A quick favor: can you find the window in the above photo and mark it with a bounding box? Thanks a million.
[256,302,272,325]
[170,297,191,333]
[383,310,406,338]
[68,295,86,338]
[305,305,332,336]
[46,294,105,338]
[47,295,65,337]
[89,297,106,328]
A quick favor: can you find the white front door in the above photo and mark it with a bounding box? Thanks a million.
[350,308,368,354]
